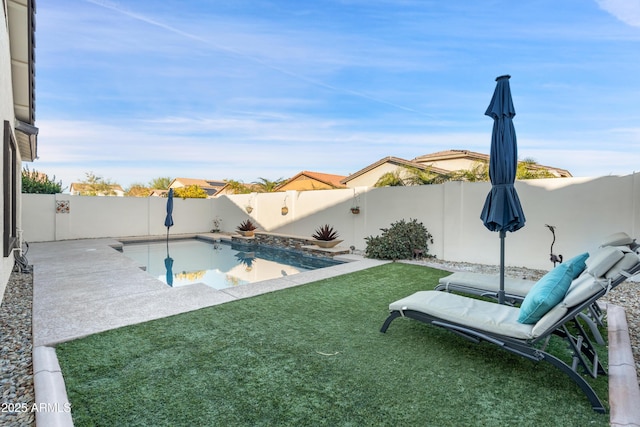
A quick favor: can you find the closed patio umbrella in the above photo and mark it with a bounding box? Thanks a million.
[480,75,526,304]
[164,188,174,235]
[164,188,175,286]
[164,251,174,286]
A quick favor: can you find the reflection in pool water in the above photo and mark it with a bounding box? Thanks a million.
[121,239,341,289]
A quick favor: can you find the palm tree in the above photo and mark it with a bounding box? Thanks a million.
[252,177,285,192]
[449,162,489,182]
[224,179,252,194]
[374,171,405,187]
[149,177,172,190]
[403,166,450,185]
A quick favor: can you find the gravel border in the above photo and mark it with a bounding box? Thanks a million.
[0,270,35,427]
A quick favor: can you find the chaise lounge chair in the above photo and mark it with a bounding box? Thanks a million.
[433,232,640,344]
[435,232,638,302]
[380,245,640,413]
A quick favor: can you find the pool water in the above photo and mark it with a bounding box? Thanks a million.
[121,239,342,289]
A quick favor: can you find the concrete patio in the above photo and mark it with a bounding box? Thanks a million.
[28,236,639,426]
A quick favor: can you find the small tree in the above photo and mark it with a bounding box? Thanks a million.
[174,185,207,199]
[21,166,64,194]
[126,183,151,197]
[365,218,434,260]
[149,177,172,189]
[516,158,555,179]
[77,172,119,196]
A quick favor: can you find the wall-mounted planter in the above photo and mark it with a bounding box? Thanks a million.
[350,208,360,214]
[281,206,289,215]
[246,206,253,213]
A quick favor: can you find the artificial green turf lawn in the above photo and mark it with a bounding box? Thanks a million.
[56,263,609,426]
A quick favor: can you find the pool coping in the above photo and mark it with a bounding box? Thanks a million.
[29,238,639,426]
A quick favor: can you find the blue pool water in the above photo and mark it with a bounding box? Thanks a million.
[121,239,342,289]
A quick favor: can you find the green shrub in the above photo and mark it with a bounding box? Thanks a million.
[21,166,64,194]
[365,218,434,260]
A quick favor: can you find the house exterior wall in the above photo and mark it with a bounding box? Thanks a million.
[345,162,410,188]
[22,173,640,271]
[417,158,481,171]
[1,2,21,299]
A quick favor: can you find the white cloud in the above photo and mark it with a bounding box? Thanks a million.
[595,0,640,27]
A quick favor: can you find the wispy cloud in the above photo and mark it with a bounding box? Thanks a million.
[33,0,640,188]
[595,0,640,27]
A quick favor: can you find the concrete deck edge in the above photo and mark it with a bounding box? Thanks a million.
[32,346,73,427]
[605,303,640,427]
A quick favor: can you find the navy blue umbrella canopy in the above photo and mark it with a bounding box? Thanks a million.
[164,188,174,230]
[164,254,174,287]
[480,75,526,303]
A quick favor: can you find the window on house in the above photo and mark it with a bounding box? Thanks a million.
[3,121,17,257]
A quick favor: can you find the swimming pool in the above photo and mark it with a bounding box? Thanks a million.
[120,239,342,289]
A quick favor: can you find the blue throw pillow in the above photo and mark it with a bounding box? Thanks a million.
[517,253,589,324]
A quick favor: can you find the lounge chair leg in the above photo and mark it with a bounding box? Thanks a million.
[577,312,605,346]
[380,311,402,333]
[540,351,606,414]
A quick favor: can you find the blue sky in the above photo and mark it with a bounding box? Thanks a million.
[34,0,640,190]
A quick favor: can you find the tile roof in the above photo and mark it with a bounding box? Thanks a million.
[277,171,348,190]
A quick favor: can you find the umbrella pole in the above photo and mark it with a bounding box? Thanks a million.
[499,230,506,304]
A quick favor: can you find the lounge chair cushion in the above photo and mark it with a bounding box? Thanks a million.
[518,252,589,324]
[531,304,569,336]
[563,274,606,308]
[437,272,536,298]
[600,232,634,247]
[389,291,535,339]
[585,246,624,278]
[605,252,640,279]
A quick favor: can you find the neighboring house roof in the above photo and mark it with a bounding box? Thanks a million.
[413,149,572,178]
[149,189,169,197]
[412,149,489,164]
[8,0,38,161]
[169,178,227,197]
[69,183,125,196]
[276,171,347,191]
[340,156,450,186]
[342,150,572,188]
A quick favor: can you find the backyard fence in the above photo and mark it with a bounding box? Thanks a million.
[21,172,640,270]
